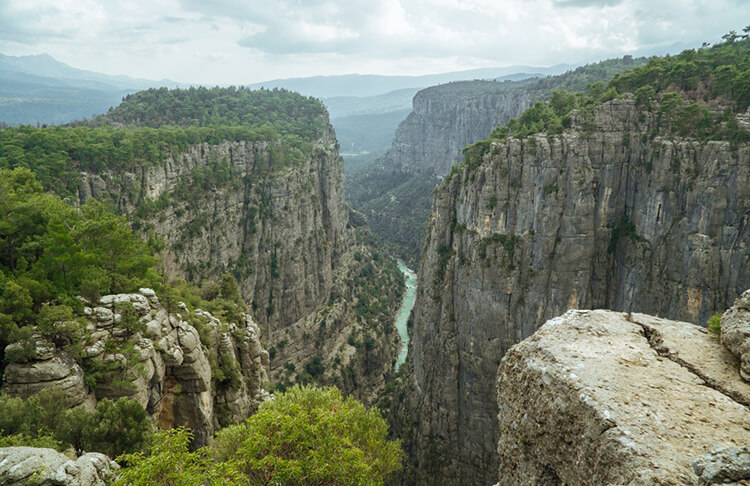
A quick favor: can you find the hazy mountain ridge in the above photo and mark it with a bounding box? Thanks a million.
[0,53,180,126]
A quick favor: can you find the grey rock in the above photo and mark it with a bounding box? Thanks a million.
[495,310,750,485]
[3,353,87,406]
[32,338,55,361]
[92,307,113,323]
[145,320,161,338]
[721,289,750,381]
[401,97,750,484]
[139,287,156,298]
[0,447,118,486]
[693,445,750,484]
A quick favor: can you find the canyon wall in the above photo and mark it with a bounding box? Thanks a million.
[403,97,750,484]
[347,57,646,264]
[76,119,402,402]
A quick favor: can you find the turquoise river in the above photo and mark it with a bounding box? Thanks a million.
[394,261,417,371]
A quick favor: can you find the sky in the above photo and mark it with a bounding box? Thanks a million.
[0,0,748,85]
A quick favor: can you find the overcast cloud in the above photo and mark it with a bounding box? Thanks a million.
[0,0,747,84]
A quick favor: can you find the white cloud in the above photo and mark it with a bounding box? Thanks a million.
[0,0,747,84]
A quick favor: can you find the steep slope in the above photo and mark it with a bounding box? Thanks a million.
[397,39,750,484]
[347,57,647,265]
[0,87,404,403]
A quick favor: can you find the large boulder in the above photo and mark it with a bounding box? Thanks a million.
[496,309,750,485]
[2,353,88,406]
[0,447,118,485]
[721,289,750,382]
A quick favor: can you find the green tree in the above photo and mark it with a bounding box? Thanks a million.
[114,428,240,486]
[218,385,403,485]
[83,397,153,458]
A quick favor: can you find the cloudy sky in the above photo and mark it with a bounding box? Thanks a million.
[0,0,748,84]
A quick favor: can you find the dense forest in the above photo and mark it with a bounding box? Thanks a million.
[0,88,328,196]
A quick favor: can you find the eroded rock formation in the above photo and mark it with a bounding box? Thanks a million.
[0,447,118,486]
[496,309,750,485]
[2,289,269,446]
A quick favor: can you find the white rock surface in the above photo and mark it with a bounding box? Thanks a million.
[496,309,750,485]
[0,447,118,485]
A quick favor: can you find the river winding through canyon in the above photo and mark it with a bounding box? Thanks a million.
[394,261,417,371]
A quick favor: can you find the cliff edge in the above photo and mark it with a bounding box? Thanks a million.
[496,308,750,485]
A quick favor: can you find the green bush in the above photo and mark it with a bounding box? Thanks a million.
[216,385,403,485]
[115,427,240,486]
[707,312,722,336]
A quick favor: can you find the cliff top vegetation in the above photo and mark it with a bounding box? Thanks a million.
[454,28,750,177]
[0,87,329,196]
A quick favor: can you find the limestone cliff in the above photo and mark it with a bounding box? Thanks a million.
[496,309,750,485]
[75,113,402,402]
[2,289,268,447]
[347,57,646,264]
[77,125,347,333]
[401,97,750,484]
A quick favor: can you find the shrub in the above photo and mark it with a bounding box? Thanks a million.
[216,385,403,485]
[707,312,722,336]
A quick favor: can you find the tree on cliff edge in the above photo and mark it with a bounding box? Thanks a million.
[115,385,403,485]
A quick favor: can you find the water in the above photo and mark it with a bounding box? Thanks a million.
[394,260,417,372]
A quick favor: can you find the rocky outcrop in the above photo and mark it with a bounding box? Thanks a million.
[495,309,750,485]
[721,289,750,381]
[692,446,750,485]
[402,97,750,484]
[2,289,269,447]
[0,447,118,485]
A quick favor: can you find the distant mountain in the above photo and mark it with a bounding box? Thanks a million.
[0,53,180,125]
[247,65,572,98]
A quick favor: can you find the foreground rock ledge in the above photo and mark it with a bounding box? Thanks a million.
[496,309,750,485]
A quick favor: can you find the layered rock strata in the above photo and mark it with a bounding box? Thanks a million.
[404,97,750,484]
[496,309,750,485]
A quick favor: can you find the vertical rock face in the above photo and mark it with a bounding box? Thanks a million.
[495,309,750,485]
[76,119,402,402]
[347,58,646,264]
[387,83,538,176]
[2,289,269,447]
[78,124,347,333]
[405,98,750,484]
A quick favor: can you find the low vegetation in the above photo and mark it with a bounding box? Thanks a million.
[0,389,151,457]
[115,385,403,485]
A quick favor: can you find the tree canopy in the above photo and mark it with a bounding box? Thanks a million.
[452,28,750,179]
[115,385,403,486]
